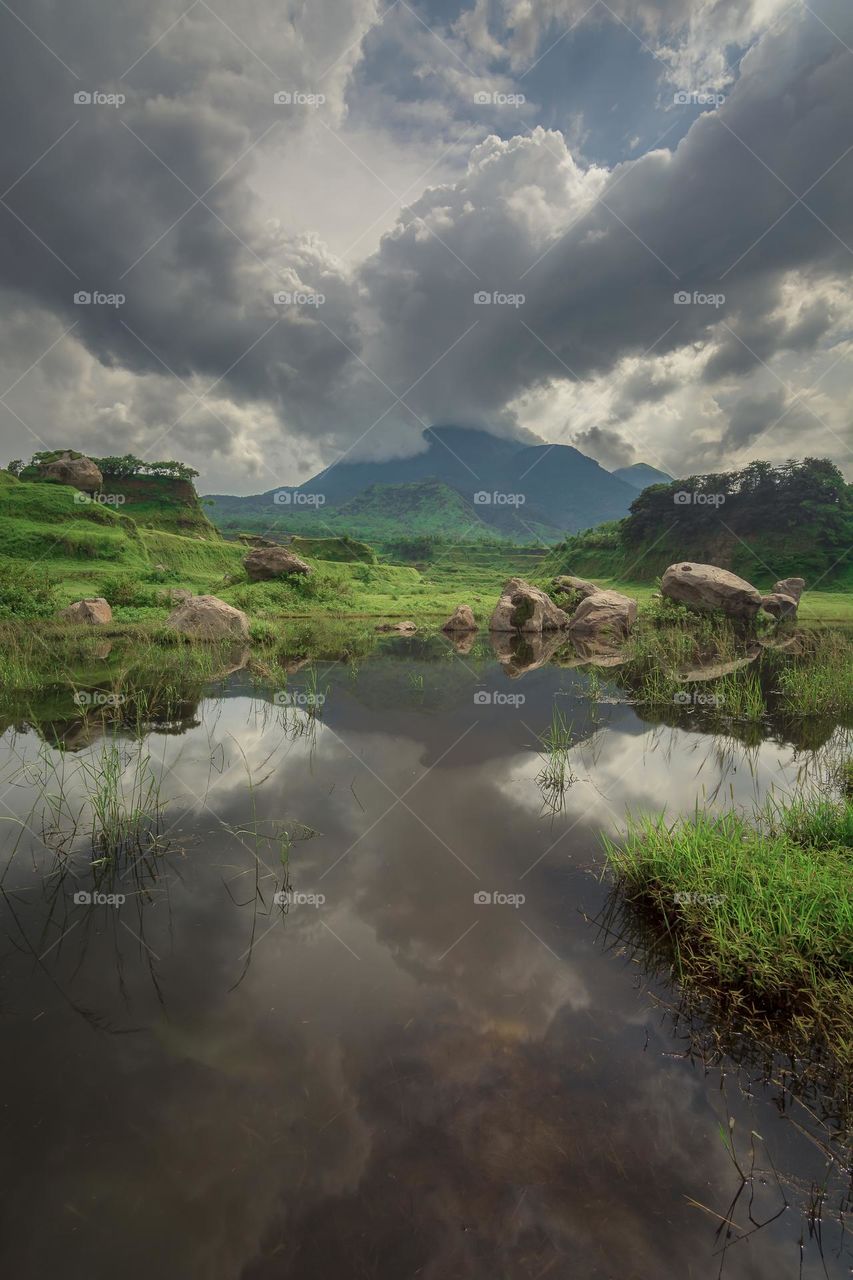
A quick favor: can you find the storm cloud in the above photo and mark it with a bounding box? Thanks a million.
[0,0,850,490]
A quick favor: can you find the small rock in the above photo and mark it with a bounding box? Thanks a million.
[442,604,477,633]
[761,592,798,619]
[165,595,250,641]
[244,546,311,580]
[60,598,112,625]
[568,590,637,641]
[772,577,805,604]
[375,621,417,633]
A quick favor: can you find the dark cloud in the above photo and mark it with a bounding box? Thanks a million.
[0,0,850,487]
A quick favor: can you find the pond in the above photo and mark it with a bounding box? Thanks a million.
[0,631,849,1278]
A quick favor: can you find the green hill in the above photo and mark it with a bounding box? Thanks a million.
[545,459,853,590]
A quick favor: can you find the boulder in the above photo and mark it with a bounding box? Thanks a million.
[568,590,637,641]
[761,592,798,620]
[661,562,762,620]
[552,575,599,599]
[489,578,570,633]
[60,598,112,625]
[39,451,103,493]
[244,546,311,580]
[375,620,417,633]
[772,577,805,605]
[165,595,250,642]
[442,604,477,633]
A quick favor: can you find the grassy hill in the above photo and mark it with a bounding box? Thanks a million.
[545,460,853,592]
[95,473,218,537]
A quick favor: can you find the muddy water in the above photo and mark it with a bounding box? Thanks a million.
[0,636,848,1278]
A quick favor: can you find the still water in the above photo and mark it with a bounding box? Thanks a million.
[0,634,849,1278]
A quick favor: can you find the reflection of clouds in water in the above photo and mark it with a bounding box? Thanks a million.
[0,687,844,1279]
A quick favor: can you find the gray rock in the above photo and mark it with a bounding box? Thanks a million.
[40,452,103,493]
[772,577,805,604]
[661,562,762,619]
[761,592,798,619]
[552,575,599,599]
[60,598,112,625]
[442,604,477,632]
[568,590,637,641]
[165,595,250,641]
[375,620,417,633]
[489,578,570,632]
[244,546,311,580]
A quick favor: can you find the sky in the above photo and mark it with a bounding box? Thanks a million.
[0,0,850,494]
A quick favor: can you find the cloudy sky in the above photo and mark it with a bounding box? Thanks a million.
[0,0,850,493]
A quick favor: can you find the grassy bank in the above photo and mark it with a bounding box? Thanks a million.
[604,789,853,1067]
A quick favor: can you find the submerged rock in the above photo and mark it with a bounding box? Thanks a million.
[676,653,757,683]
[244,546,311,580]
[375,620,417,633]
[441,604,477,633]
[489,578,570,633]
[165,595,250,641]
[661,562,762,619]
[568,590,637,641]
[60,598,112,625]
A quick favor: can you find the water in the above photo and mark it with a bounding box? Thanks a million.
[0,634,849,1278]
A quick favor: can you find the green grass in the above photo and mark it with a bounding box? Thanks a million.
[776,630,853,716]
[604,792,853,1066]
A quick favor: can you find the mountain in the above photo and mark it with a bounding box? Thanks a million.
[206,426,645,541]
[611,463,674,490]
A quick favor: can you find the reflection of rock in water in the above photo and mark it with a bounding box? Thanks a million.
[676,651,758,682]
[447,630,477,657]
[489,630,569,677]
[564,637,630,668]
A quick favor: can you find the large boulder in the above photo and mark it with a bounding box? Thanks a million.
[39,451,103,493]
[165,595,250,642]
[661,562,762,620]
[244,546,311,580]
[442,604,477,633]
[773,577,805,604]
[761,592,798,620]
[60,598,112,625]
[568,590,637,641]
[489,578,570,633]
[552,575,599,599]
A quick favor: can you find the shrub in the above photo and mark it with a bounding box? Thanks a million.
[0,557,58,619]
[100,574,159,608]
